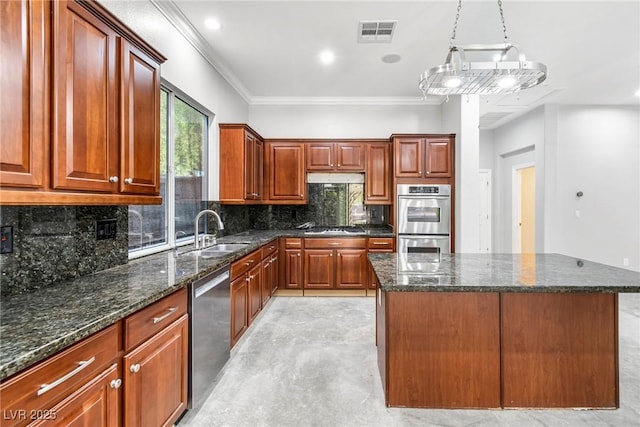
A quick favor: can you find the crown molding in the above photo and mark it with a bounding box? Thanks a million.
[250,96,443,106]
[150,0,252,103]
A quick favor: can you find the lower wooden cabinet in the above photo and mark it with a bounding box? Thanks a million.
[122,289,189,427]
[31,364,121,427]
[247,263,262,325]
[230,275,249,347]
[304,238,368,290]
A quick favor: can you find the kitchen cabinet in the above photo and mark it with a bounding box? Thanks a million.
[367,238,394,290]
[365,143,391,204]
[264,141,306,204]
[281,238,304,289]
[230,249,262,346]
[393,135,454,178]
[304,238,367,290]
[122,288,188,427]
[220,124,264,203]
[0,0,165,205]
[0,0,48,190]
[261,241,279,305]
[306,142,365,171]
[0,324,121,427]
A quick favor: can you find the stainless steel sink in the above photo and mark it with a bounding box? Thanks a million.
[191,243,250,258]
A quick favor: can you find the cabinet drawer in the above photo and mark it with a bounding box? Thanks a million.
[305,238,366,249]
[124,288,187,352]
[368,238,394,251]
[284,238,302,249]
[261,240,278,259]
[231,249,261,280]
[0,324,119,427]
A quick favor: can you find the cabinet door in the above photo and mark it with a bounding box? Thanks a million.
[425,137,452,177]
[120,40,161,195]
[248,263,262,325]
[306,143,334,170]
[123,314,188,427]
[32,364,120,427]
[266,143,306,202]
[0,0,48,189]
[304,249,333,289]
[336,143,365,171]
[394,137,423,177]
[336,249,367,289]
[244,132,257,199]
[261,258,272,306]
[283,249,303,289]
[365,143,391,204]
[270,252,279,295]
[52,0,119,192]
[230,275,249,346]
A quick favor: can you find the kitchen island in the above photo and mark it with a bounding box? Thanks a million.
[369,253,640,410]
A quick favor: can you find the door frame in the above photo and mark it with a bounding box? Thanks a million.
[511,162,535,253]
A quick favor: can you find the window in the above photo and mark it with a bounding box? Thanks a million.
[128,84,211,257]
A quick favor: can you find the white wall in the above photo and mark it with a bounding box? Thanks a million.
[101,0,250,200]
[486,105,640,270]
[549,106,640,270]
[249,104,442,138]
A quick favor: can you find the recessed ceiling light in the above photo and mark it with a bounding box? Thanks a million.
[204,18,221,30]
[319,50,335,65]
[381,54,401,64]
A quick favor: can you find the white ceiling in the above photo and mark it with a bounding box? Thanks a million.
[159,0,640,128]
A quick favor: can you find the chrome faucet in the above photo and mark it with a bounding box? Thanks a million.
[194,209,224,249]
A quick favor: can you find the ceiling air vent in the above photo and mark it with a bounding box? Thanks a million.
[358,20,397,43]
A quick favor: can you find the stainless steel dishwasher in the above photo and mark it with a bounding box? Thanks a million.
[188,264,230,410]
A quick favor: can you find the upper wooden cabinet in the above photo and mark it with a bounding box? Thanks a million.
[0,0,49,190]
[306,142,365,171]
[365,143,391,204]
[220,124,264,204]
[0,0,166,205]
[393,135,454,178]
[264,141,306,204]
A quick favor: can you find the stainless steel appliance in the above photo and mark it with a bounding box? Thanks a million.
[189,264,230,410]
[397,184,451,273]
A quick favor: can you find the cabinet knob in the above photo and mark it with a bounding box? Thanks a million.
[330,164,334,167]
[246,277,251,283]
[130,364,141,373]
[426,171,430,175]
[124,178,133,185]
[297,253,301,257]
[300,194,304,198]
[109,176,119,183]
[110,379,122,389]
[337,164,341,167]
[418,171,422,175]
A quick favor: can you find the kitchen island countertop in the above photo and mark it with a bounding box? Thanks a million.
[0,227,392,381]
[369,253,640,293]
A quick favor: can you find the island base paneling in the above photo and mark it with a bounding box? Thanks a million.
[501,292,618,408]
[380,291,501,409]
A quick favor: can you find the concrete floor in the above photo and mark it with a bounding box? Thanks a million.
[179,294,640,427]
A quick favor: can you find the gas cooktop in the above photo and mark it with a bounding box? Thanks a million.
[303,226,366,235]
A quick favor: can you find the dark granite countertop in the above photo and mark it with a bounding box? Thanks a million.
[0,227,393,381]
[369,253,640,293]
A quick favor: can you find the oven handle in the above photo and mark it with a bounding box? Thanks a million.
[398,196,450,200]
[398,235,450,240]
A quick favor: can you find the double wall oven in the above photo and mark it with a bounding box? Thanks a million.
[396,184,451,272]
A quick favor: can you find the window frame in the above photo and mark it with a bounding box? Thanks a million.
[128,81,213,259]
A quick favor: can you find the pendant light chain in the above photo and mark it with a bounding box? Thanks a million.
[497,0,510,45]
[449,0,463,48]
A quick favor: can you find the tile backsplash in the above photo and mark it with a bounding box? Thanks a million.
[0,206,128,296]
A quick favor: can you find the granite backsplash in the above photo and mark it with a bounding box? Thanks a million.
[0,206,128,296]
[1,200,389,296]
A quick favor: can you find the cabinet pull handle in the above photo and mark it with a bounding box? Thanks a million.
[328,242,342,246]
[109,176,119,183]
[372,242,389,245]
[246,277,251,283]
[152,306,178,324]
[124,178,133,185]
[110,378,122,389]
[37,356,96,396]
[130,364,141,373]
[270,257,276,263]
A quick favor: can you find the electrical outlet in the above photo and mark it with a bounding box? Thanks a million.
[623,258,629,267]
[96,219,117,240]
[1,226,13,254]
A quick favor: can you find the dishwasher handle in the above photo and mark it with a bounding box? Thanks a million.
[195,270,230,298]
